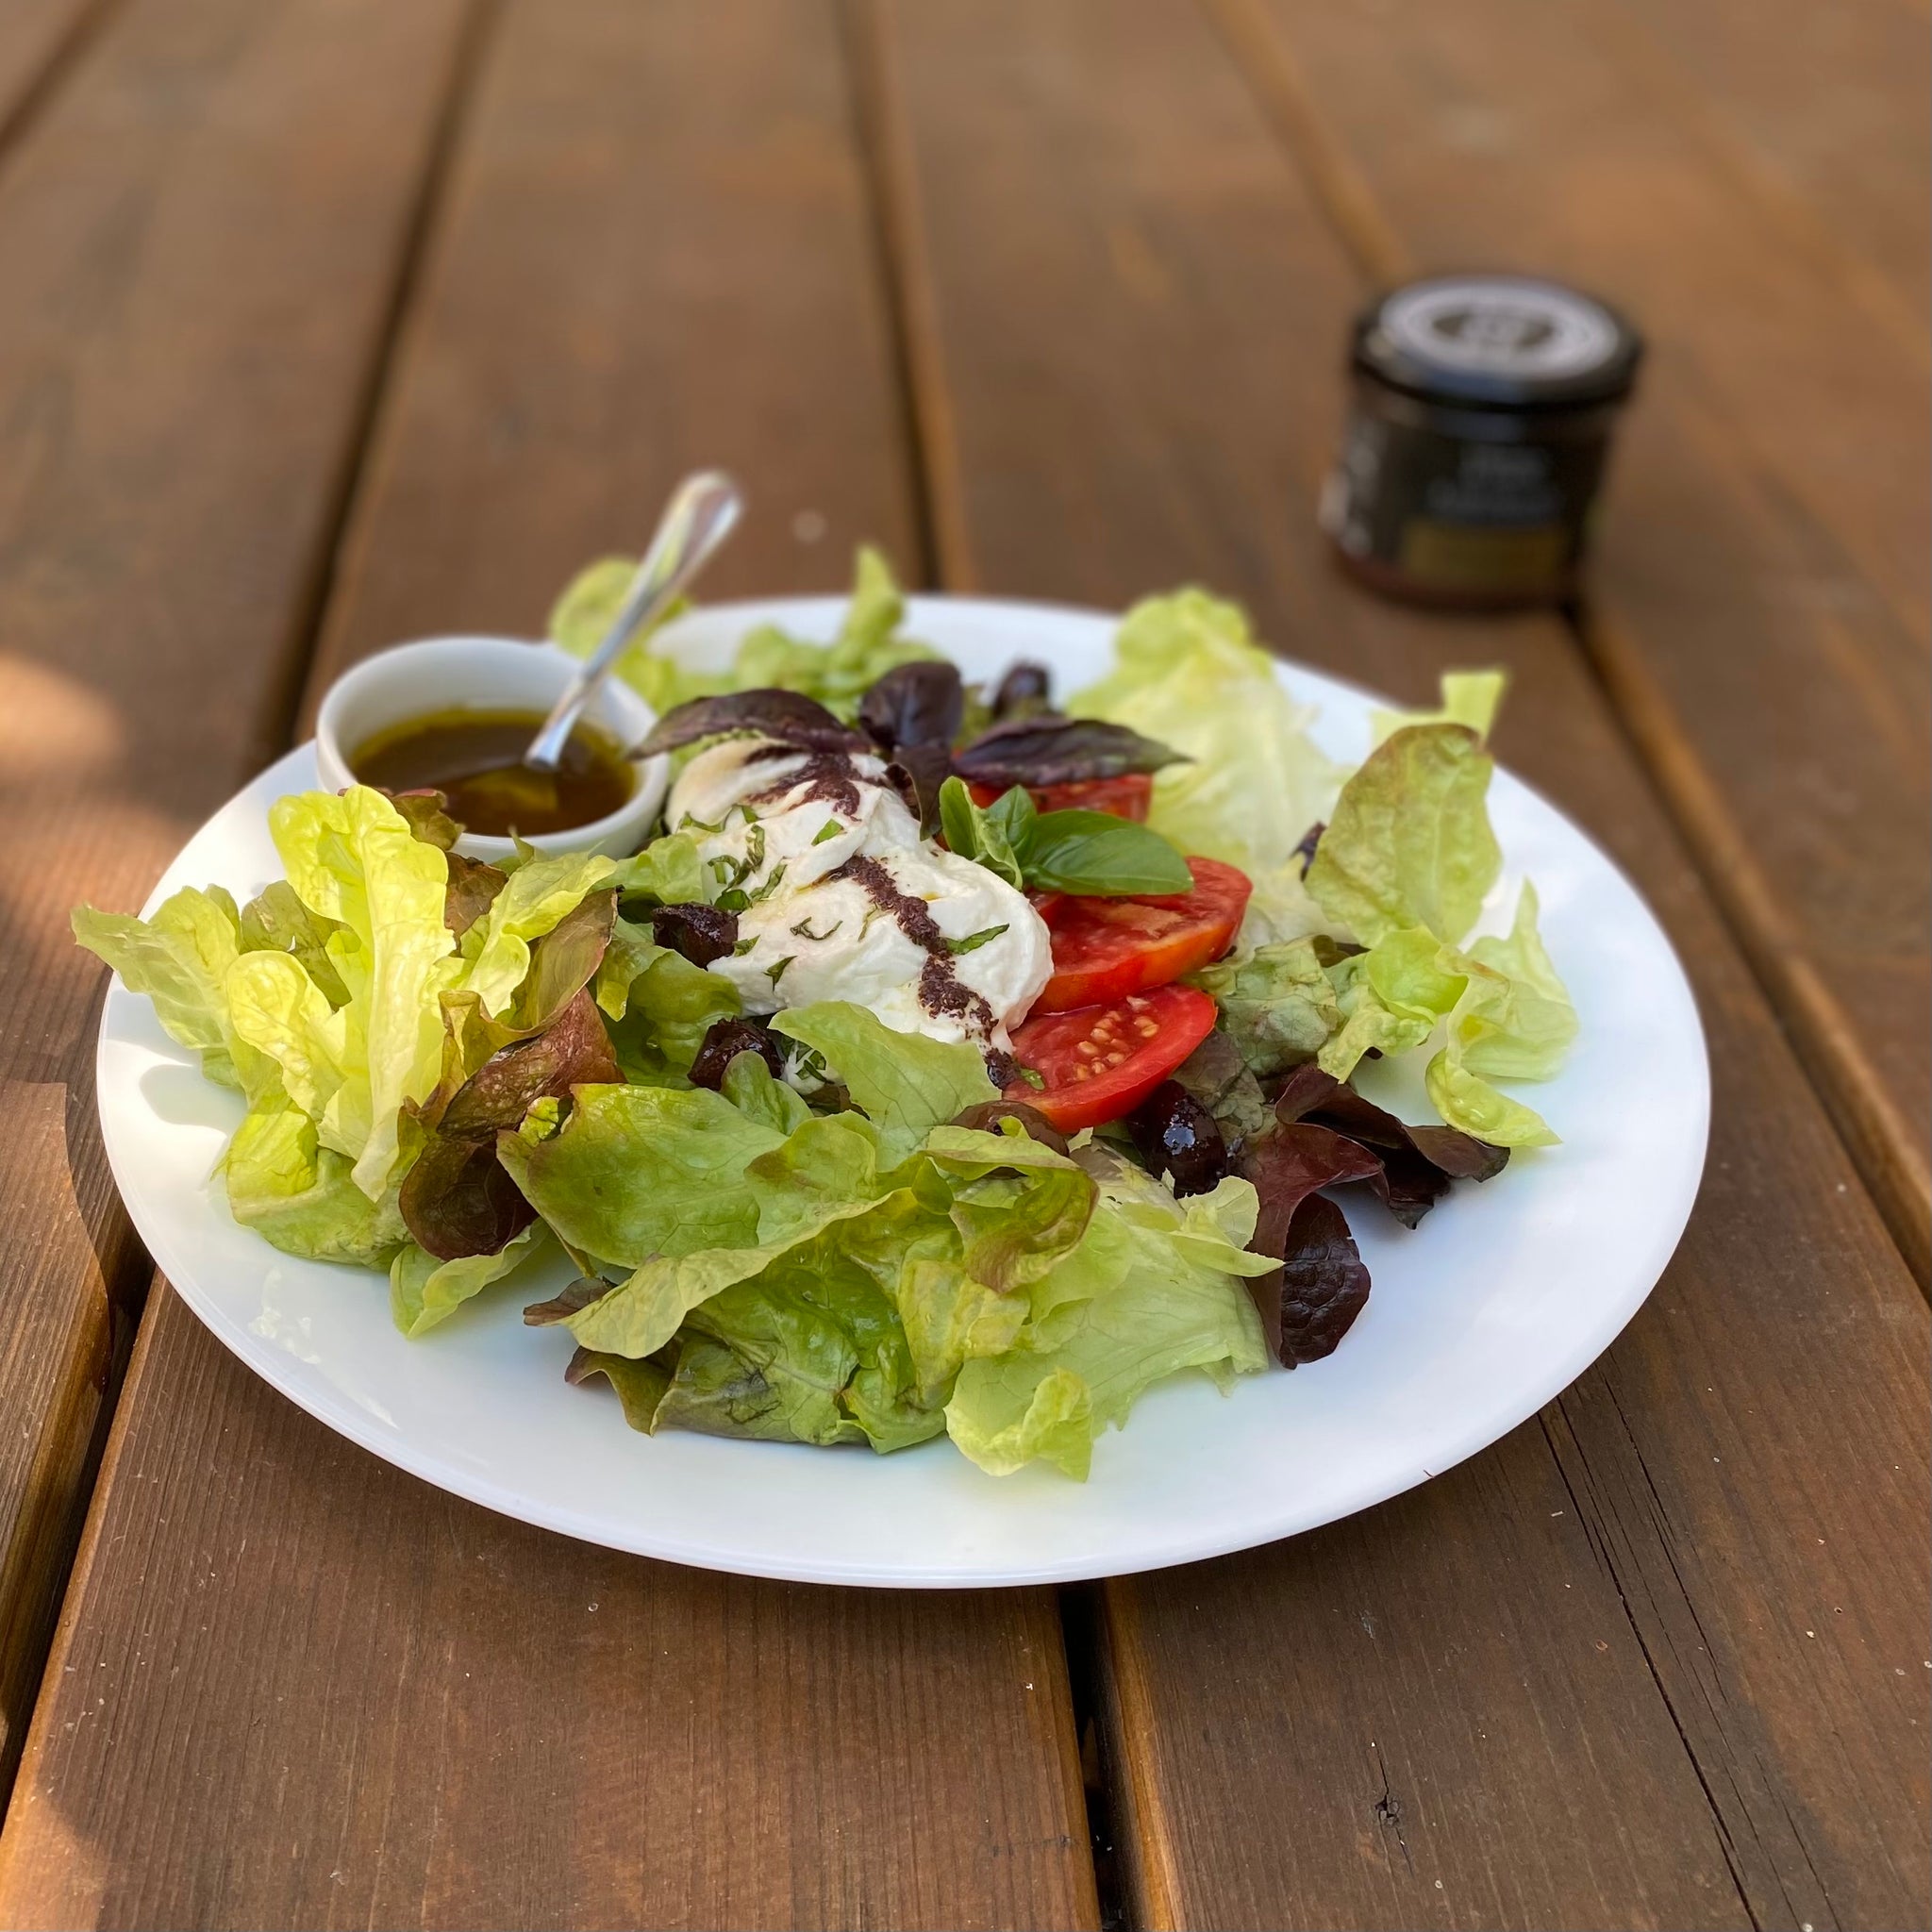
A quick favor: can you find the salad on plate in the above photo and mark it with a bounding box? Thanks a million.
[75,551,1576,1480]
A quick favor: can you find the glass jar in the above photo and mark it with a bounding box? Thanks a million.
[1320,275,1642,608]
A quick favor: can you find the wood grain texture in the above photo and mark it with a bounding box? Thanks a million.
[865,2,1931,1924]
[0,1299,1091,1931]
[0,6,1097,1928]
[0,0,103,155]
[1214,0,1932,1288]
[0,0,476,1801]
[1592,0,1929,327]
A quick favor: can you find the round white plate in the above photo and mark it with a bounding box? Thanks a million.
[96,596,1708,1587]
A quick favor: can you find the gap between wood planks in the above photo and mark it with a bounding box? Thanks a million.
[0,0,505,1821]
[1199,0,1932,1295]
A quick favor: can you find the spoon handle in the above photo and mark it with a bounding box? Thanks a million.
[525,469,743,771]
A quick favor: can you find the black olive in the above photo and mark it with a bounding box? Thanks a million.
[687,1018,784,1091]
[991,660,1053,721]
[950,1099,1072,1158]
[651,902,738,968]
[1128,1080,1229,1196]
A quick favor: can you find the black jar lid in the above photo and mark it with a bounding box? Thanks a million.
[1352,274,1642,410]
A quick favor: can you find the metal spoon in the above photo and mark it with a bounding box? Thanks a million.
[524,469,743,771]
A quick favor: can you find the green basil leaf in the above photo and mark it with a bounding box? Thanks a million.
[937,776,1026,890]
[1019,809,1192,895]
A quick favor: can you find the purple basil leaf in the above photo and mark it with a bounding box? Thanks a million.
[951,714,1189,789]
[886,742,955,836]
[1276,1193,1372,1366]
[991,661,1053,722]
[858,659,964,752]
[636,688,871,758]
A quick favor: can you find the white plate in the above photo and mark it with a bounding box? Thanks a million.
[96,597,1708,1588]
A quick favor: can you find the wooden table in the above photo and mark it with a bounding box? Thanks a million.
[0,4,1924,1925]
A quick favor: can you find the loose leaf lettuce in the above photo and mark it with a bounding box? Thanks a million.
[73,888,249,1086]
[391,1223,550,1338]
[1070,591,1347,943]
[772,1001,996,1165]
[219,1098,408,1266]
[1191,939,1341,1077]
[265,786,460,1198]
[1370,669,1508,748]
[1306,724,1502,948]
[458,849,618,1019]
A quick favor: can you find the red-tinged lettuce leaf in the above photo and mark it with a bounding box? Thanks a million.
[858,659,964,752]
[401,991,621,1261]
[386,789,464,851]
[513,888,617,1029]
[1274,1063,1507,1227]
[525,1277,620,1326]
[444,852,507,939]
[1236,1124,1383,1362]
[1276,1192,1372,1366]
[636,688,871,758]
[951,713,1188,789]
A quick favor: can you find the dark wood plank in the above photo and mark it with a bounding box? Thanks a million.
[864,2,1931,1925]
[1211,0,1932,1286]
[0,6,1097,1927]
[0,0,477,1800]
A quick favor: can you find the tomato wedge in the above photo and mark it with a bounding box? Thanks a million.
[1006,985,1218,1131]
[1032,857,1251,1014]
[967,773,1153,822]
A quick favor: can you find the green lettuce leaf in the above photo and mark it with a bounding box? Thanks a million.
[595,924,741,1080]
[1422,883,1576,1146]
[608,830,708,907]
[73,887,253,1089]
[1070,590,1347,942]
[238,879,350,1008]
[498,1081,786,1266]
[265,786,460,1197]
[556,545,933,724]
[729,546,937,720]
[772,1002,995,1165]
[1191,939,1341,1077]
[1306,724,1502,948]
[391,1223,550,1338]
[943,1159,1271,1479]
[219,1098,408,1266]
[458,849,618,1019]
[1370,669,1508,748]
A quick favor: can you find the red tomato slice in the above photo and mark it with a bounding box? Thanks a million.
[967,773,1153,822]
[1032,857,1252,1014]
[1006,986,1218,1132]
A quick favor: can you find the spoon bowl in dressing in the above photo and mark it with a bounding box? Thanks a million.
[313,636,669,859]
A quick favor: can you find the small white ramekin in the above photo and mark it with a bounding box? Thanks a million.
[313,636,671,861]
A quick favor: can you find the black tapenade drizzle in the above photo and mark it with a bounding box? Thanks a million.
[829,854,998,1043]
[746,748,866,818]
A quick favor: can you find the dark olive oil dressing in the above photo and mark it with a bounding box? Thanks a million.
[352,708,633,839]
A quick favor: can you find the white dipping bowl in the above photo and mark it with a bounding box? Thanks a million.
[314,636,670,861]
